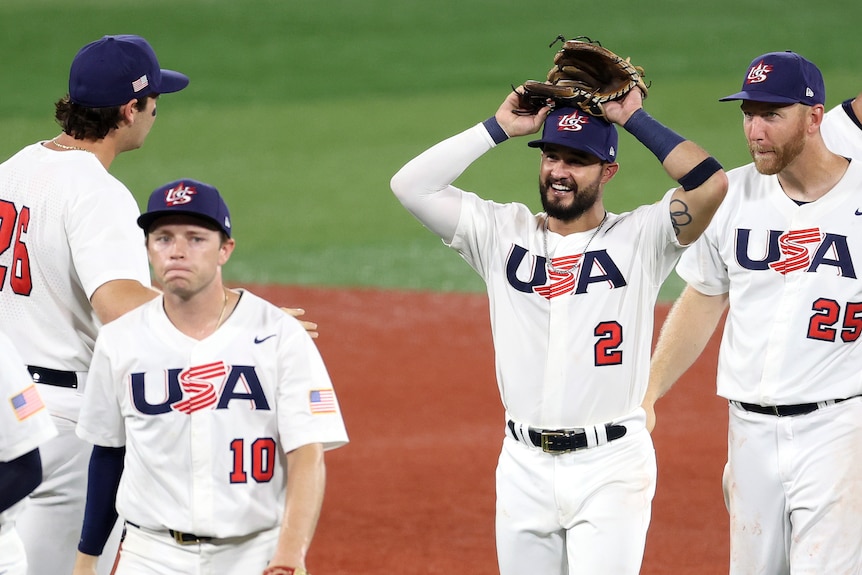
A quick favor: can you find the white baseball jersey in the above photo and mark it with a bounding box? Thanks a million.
[76,290,348,538]
[0,332,57,526]
[677,160,862,404]
[0,143,151,420]
[822,99,862,161]
[392,123,684,427]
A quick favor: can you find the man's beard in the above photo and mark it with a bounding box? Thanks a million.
[539,175,602,222]
[749,123,806,175]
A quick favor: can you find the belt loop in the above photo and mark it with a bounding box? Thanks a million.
[507,419,533,446]
[515,422,531,446]
[584,425,597,448]
[595,424,609,447]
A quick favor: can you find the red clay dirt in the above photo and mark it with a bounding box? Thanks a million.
[244,284,729,575]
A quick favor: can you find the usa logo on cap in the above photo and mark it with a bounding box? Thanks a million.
[557,111,590,132]
[164,183,197,206]
[746,61,773,84]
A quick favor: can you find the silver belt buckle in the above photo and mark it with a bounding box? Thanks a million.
[540,430,575,454]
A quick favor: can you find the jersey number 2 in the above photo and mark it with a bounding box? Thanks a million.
[0,201,32,295]
[594,321,623,366]
[229,437,276,484]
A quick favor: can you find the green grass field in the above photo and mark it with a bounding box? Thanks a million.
[2,0,859,298]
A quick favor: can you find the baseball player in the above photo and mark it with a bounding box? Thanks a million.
[0,34,189,575]
[72,179,348,575]
[0,332,57,575]
[0,35,318,575]
[389,81,727,572]
[645,51,862,574]
[822,88,862,160]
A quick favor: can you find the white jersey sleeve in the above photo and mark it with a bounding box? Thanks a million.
[677,161,862,404]
[822,99,862,161]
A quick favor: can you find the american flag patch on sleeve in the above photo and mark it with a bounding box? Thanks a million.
[11,385,46,421]
[309,389,336,414]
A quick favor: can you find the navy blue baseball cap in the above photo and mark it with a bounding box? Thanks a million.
[138,179,232,237]
[719,51,825,106]
[528,107,618,162]
[69,35,189,108]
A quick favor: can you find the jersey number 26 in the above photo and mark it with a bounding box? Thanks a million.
[0,201,32,295]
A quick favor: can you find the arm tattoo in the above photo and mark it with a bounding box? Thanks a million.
[670,198,692,237]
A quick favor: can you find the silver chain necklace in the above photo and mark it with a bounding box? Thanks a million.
[543,211,608,275]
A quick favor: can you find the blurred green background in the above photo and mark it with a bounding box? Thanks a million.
[2,0,859,298]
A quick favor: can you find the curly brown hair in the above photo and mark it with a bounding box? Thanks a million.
[54,95,154,140]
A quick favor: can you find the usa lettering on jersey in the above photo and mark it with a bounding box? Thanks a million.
[505,244,628,299]
[736,228,856,278]
[130,364,270,415]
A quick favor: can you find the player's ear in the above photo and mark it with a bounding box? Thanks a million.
[601,162,619,184]
[218,237,236,265]
[808,104,825,132]
[114,100,139,127]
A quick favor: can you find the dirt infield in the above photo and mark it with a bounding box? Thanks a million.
[244,284,729,574]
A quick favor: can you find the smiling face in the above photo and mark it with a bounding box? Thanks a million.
[538,144,617,222]
[741,101,809,175]
[146,215,235,299]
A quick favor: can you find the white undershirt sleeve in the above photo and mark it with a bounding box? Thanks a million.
[390,122,498,244]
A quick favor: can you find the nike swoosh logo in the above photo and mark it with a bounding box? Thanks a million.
[855,209,862,216]
[254,334,277,344]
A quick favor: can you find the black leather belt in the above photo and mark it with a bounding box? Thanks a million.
[126,521,213,545]
[508,420,627,454]
[27,365,78,389]
[732,395,858,417]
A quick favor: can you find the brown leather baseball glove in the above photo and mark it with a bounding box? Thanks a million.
[516,36,648,119]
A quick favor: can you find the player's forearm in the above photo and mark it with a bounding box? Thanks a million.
[621,110,728,245]
[645,285,728,406]
[71,551,99,575]
[91,279,160,324]
[78,446,124,556]
[0,448,41,513]
[269,443,326,568]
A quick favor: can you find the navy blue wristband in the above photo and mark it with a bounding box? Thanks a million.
[678,156,723,191]
[622,109,685,162]
[483,117,510,145]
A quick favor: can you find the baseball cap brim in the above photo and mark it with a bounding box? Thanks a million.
[718,90,801,104]
[156,69,189,95]
[526,138,610,163]
[137,210,224,235]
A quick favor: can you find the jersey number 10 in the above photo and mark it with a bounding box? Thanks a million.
[229,437,277,484]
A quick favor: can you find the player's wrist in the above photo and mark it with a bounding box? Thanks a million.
[483,116,510,145]
[622,108,685,163]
